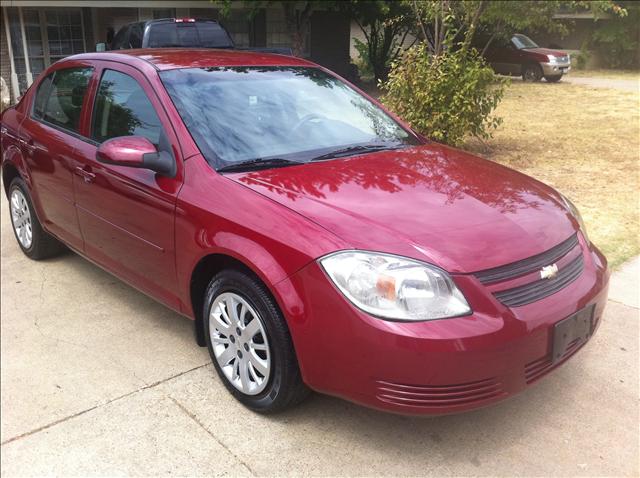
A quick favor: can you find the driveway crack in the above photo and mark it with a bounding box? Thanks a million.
[169,396,256,477]
[0,363,210,446]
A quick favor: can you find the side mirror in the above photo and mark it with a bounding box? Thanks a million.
[96,136,176,177]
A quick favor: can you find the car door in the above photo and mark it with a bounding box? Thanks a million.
[18,63,95,251]
[73,62,183,310]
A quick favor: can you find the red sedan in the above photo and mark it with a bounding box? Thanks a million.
[0,50,609,415]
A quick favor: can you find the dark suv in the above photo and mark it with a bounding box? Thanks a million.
[482,34,571,83]
[109,18,234,50]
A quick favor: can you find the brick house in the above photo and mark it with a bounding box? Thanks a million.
[0,0,351,103]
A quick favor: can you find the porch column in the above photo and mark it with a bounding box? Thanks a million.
[17,7,33,87]
[2,7,20,102]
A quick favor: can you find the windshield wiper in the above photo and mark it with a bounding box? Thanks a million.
[217,157,301,173]
[310,144,402,162]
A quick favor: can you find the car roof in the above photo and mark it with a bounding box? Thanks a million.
[65,49,316,71]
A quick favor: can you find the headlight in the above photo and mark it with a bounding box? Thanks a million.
[319,251,471,321]
[560,194,590,244]
[547,55,557,63]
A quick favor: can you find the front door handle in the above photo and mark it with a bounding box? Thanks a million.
[19,138,37,154]
[75,166,96,183]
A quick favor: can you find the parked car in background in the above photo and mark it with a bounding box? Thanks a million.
[105,18,293,55]
[482,33,571,83]
[0,49,607,416]
[106,18,234,50]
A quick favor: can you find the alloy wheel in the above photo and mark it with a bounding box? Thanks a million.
[10,189,33,249]
[209,292,271,395]
[523,66,541,82]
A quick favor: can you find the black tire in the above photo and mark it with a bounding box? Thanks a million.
[8,177,65,260]
[545,75,563,83]
[203,269,309,413]
[522,63,543,82]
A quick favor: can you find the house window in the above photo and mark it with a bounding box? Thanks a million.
[153,8,175,20]
[266,8,309,55]
[46,9,86,63]
[222,9,250,48]
[6,7,87,93]
[7,8,43,92]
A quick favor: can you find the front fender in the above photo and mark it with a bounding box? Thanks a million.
[175,155,348,318]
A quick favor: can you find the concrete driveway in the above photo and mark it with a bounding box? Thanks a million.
[562,76,639,93]
[1,195,638,477]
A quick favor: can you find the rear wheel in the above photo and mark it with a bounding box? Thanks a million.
[545,75,563,83]
[203,269,309,413]
[8,177,65,260]
[522,64,543,82]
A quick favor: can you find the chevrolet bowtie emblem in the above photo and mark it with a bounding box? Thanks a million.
[540,263,559,280]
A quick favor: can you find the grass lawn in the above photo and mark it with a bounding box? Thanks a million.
[464,81,639,268]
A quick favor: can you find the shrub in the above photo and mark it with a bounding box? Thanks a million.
[591,3,640,70]
[353,37,375,82]
[381,43,507,146]
[574,44,591,70]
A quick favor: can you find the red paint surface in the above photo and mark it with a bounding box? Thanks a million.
[0,49,609,415]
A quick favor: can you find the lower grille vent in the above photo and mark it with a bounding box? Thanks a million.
[525,338,584,384]
[375,378,504,408]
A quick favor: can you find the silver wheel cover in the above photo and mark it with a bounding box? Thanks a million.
[209,292,271,395]
[10,189,33,249]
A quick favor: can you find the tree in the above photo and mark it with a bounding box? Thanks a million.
[477,1,626,56]
[217,1,336,57]
[590,1,638,69]
[347,1,415,82]
[407,0,487,56]
[405,1,626,57]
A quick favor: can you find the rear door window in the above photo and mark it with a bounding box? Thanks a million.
[33,74,54,119]
[92,69,162,145]
[41,67,93,133]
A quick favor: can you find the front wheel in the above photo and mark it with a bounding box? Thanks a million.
[545,75,563,83]
[203,269,309,413]
[522,64,543,82]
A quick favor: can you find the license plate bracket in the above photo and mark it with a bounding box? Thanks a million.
[552,305,594,364]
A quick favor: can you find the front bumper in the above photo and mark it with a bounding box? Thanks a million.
[276,241,609,415]
[541,61,571,77]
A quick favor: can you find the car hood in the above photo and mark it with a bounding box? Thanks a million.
[527,47,568,58]
[227,144,577,273]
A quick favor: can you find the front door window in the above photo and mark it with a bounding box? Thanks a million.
[92,70,163,146]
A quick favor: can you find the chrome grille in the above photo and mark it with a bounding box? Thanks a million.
[474,234,578,284]
[494,254,584,307]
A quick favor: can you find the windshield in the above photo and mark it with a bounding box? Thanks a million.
[160,67,418,169]
[146,22,233,48]
[511,34,539,50]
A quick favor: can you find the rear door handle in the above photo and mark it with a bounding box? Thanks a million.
[75,166,96,183]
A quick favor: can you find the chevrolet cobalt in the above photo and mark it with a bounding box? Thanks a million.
[0,50,609,414]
